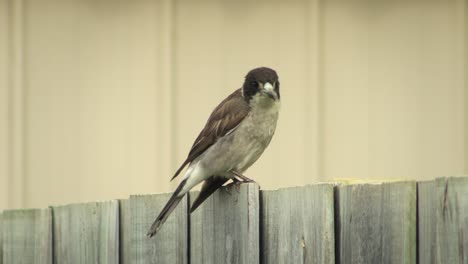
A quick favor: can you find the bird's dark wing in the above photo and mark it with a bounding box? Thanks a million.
[171,89,249,181]
[189,176,229,213]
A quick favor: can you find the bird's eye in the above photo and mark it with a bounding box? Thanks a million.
[251,81,258,87]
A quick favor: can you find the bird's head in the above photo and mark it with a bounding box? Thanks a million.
[242,67,280,102]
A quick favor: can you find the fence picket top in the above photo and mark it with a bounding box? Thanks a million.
[418,176,468,264]
[336,181,417,264]
[190,183,260,264]
[52,200,119,264]
[260,184,335,264]
[2,208,52,264]
[129,193,188,264]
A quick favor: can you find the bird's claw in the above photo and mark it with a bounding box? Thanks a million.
[232,171,256,183]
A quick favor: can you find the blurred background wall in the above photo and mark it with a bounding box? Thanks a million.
[0,0,466,210]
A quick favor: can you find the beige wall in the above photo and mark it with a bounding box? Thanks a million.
[0,0,9,209]
[0,0,466,209]
[466,0,468,174]
[323,0,466,179]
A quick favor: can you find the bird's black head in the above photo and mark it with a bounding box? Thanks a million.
[242,67,280,101]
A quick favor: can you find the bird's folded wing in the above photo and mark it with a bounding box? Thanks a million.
[171,89,250,180]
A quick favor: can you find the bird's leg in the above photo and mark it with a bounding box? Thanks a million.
[232,171,255,183]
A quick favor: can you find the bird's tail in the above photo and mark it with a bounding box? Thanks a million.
[147,178,187,238]
[190,176,228,213]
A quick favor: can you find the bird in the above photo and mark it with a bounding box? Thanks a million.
[147,67,280,237]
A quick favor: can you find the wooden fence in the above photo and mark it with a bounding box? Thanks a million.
[1,176,467,264]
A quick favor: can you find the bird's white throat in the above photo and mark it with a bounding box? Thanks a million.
[250,93,281,110]
[248,93,280,137]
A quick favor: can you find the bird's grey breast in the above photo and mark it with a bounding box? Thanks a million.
[231,95,280,172]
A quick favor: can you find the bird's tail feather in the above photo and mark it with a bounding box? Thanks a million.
[147,179,187,238]
[190,176,228,213]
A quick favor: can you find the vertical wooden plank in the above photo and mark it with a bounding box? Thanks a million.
[336,181,416,264]
[418,177,468,263]
[190,183,259,264]
[119,199,131,264]
[130,193,188,264]
[260,184,335,264]
[52,200,119,263]
[2,208,52,263]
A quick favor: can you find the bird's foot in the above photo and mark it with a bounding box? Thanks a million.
[232,171,256,183]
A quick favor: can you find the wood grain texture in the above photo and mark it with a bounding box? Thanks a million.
[119,199,131,264]
[52,200,119,264]
[260,184,335,264]
[418,177,468,263]
[190,183,259,264]
[129,193,188,264]
[2,208,52,264]
[336,181,416,264]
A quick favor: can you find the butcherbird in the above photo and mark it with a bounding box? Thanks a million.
[147,67,280,237]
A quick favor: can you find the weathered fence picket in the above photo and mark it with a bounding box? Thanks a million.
[1,177,467,263]
[190,183,259,264]
[128,194,188,264]
[260,184,335,264]
[52,200,119,263]
[2,208,52,264]
[119,199,132,264]
[335,181,417,264]
[418,177,468,264]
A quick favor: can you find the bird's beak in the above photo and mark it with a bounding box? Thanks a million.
[262,82,276,100]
